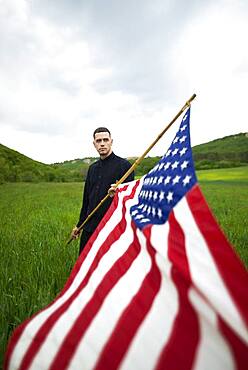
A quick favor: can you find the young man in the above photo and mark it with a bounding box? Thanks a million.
[71,127,134,254]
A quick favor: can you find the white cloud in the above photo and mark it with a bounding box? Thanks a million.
[0,0,247,163]
[168,1,248,144]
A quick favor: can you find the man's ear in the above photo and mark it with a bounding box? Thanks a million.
[93,140,96,149]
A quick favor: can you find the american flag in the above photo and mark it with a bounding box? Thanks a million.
[5,109,248,370]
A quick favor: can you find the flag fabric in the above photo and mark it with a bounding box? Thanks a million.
[5,109,248,370]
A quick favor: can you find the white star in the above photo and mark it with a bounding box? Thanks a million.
[149,191,153,200]
[172,148,179,156]
[172,175,181,185]
[181,161,189,170]
[153,191,158,201]
[159,191,165,202]
[143,204,148,212]
[180,135,187,143]
[135,214,144,219]
[182,114,188,122]
[152,207,156,217]
[180,124,187,131]
[158,163,164,171]
[140,218,151,223]
[180,147,187,156]
[165,149,172,157]
[132,210,138,216]
[171,161,179,169]
[147,206,151,215]
[138,204,144,209]
[164,176,171,185]
[173,137,179,144]
[183,175,192,186]
[157,208,163,218]
[158,176,164,184]
[166,191,173,203]
[164,162,171,170]
[152,177,158,185]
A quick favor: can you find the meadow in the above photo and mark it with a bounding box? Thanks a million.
[0,168,248,368]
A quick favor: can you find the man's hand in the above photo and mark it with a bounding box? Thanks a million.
[108,184,118,198]
[70,226,81,240]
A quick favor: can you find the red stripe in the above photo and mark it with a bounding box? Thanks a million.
[156,211,199,370]
[4,185,134,370]
[167,210,191,281]
[186,185,248,325]
[4,319,30,370]
[219,317,248,370]
[17,183,139,370]
[93,226,161,370]
[60,183,135,298]
[50,221,141,370]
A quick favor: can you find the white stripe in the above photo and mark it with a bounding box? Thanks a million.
[174,197,248,343]
[68,228,152,370]
[150,222,170,260]
[120,224,179,370]
[29,185,142,370]
[189,289,235,370]
[8,180,142,370]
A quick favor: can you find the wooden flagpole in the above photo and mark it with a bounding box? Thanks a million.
[67,93,196,244]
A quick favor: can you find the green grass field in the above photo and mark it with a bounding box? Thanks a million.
[196,166,248,182]
[0,168,247,368]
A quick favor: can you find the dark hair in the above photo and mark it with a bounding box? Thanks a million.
[93,127,111,138]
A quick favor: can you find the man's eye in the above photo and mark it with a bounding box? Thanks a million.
[103,139,109,142]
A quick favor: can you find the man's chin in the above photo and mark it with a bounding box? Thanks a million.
[99,150,111,158]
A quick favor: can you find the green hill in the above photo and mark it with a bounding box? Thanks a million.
[52,157,97,172]
[1,132,247,183]
[0,144,82,183]
[193,132,248,169]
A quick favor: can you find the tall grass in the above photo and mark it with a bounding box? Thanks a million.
[0,183,82,367]
[200,182,248,266]
[0,177,247,368]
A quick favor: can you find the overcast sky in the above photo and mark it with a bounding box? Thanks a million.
[0,0,247,164]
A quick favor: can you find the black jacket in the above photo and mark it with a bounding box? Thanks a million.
[77,152,134,232]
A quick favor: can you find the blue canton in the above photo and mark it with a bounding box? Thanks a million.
[130,108,197,229]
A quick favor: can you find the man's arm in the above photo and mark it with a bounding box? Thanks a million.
[77,172,90,228]
[122,159,135,183]
[108,159,134,197]
[125,168,134,182]
[70,170,91,239]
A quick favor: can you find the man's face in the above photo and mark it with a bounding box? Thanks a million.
[93,132,113,158]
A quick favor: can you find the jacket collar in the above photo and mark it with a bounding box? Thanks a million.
[100,151,115,163]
